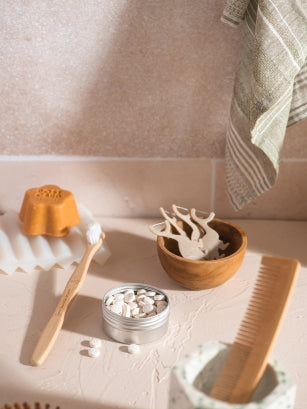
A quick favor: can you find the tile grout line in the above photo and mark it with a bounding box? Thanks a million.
[210,159,216,212]
[0,155,217,162]
[0,155,306,163]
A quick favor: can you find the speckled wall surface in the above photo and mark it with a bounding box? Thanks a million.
[1,1,306,218]
[1,0,241,156]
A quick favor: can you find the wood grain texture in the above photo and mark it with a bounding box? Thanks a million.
[31,234,103,366]
[157,218,247,290]
[209,255,300,403]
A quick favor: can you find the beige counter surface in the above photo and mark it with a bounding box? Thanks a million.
[0,218,306,408]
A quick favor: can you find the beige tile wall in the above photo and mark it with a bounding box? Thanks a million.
[0,159,212,217]
[0,154,306,220]
[0,1,306,219]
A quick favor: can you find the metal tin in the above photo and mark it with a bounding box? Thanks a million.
[102,283,170,344]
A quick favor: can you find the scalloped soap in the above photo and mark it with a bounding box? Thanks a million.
[19,185,80,237]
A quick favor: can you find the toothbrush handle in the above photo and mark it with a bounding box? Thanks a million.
[31,237,103,366]
[31,310,65,367]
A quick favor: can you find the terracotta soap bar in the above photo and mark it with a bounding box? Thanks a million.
[19,185,80,237]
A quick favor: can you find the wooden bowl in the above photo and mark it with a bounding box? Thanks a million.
[156,218,247,290]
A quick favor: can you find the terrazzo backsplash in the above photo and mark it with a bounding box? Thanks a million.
[1,1,306,219]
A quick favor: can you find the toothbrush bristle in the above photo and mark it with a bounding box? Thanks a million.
[86,222,102,244]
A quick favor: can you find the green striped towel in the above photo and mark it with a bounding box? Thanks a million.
[222,0,307,210]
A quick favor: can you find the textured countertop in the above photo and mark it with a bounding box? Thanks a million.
[0,218,306,408]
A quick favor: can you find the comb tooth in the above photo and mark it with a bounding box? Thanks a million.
[14,405,22,409]
[246,298,265,308]
[252,283,275,295]
[244,311,263,322]
[257,271,279,282]
[237,323,259,338]
[235,332,256,347]
[246,300,275,315]
[246,308,266,317]
[248,292,266,301]
[252,281,274,293]
[236,327,257,342]
[249,295,271,306]
[238,319,258,330]
[256,280,277,291]
[238,319,261,331]
[238,303,270,345]
[245,307,263,316]
[210,343,250,400]
[244,310,264,321]
[23,403,31,409]
[236,328,257,340]
[253,285,273,294]
[258,274,280,285]
[35,403,41,409]
[247,296,271,308]
[253,281,275,292]
[236,337,254,349]
[245,309,265,319]
[252,291,274,300]
[241,315,258,324]
[236,329,256,340]
[235,335,255,348]
[241,314,265,331]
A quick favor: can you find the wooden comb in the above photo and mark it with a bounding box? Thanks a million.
[210,255,300,403]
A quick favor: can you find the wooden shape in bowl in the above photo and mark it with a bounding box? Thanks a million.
[157,218,247,290]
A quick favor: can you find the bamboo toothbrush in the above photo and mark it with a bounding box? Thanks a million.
[210,255,300,403]
[31,222,104,366]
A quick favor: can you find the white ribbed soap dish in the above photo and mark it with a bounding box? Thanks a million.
[0,203,110,274]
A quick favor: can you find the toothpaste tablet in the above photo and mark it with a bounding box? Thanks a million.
[128,344,140,354]
[105,287,168,319]
[88,348,100,358]
[89,338,102,348]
